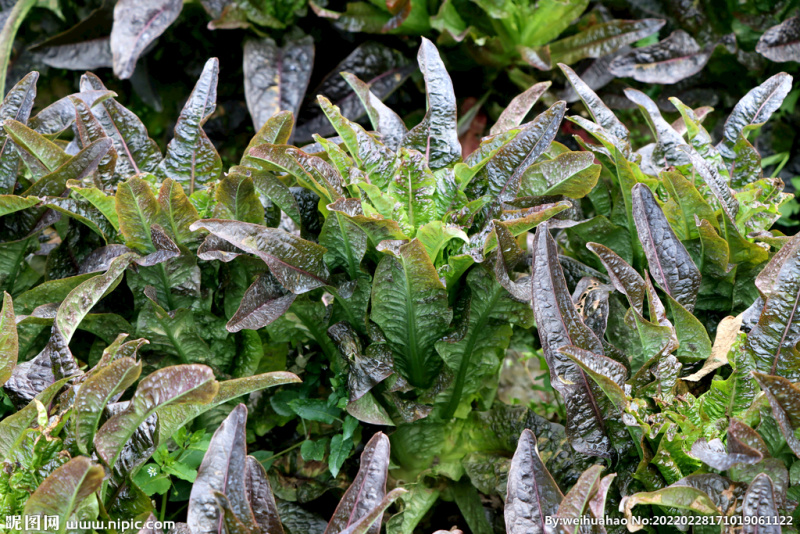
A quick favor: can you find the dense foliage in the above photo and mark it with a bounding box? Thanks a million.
[2,2,800,533]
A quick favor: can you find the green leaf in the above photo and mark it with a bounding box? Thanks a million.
[288,398,339,424]
[660,170,716,241]
[342,71,407,151]
[155,371,301,444]
[416,220,468,265]
[371,239,452,388]
[214,171,265,224]
[74,357,142,454]
[452,481,492,534]
[400,38,460,170]
[319,210,369,279]
[519,150,600,198]
[437,266,532,419]
[157,58,221,194]
[158,177,201,246]
[190,219,330,293]
[0,291,17,386]
[252,171,303,227]
[244,110,294,156]
[301,439,328,462]
[94,364,218,470]
[753,372,800,457]
[554,464,606,534]
[625,88,690,167]
[328,433,353,479]
[621,481,721,530]
[388,148,437,231]
[22,456,105,534]
[5,118,70,178]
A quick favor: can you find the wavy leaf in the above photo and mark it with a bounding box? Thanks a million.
[0,72,37,193]
[189,219,330,293]
[157,58,221,194]
[609,30,712,84]
[188,404,258,534]
[74,357,142,454]
[519,150,599,198]
[227,272,297,332]
[757,17,800,63]
[371,239,451,388]
[505,429,563,534]
[342,71,407,151]
[22,456,105,534]
[548,18,665,65]
[401,38,460,170]
[490,81,550,136]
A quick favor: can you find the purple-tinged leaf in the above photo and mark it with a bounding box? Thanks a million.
[31,5,113,71]
[401,38,460,170]
[757,17,800,63]
[23,137,112,200]
[571,278,611,340]
[549,18,665,65]
[490,81,550,136]
[753,372,800,456]
[519,150,600,198]
[155,371,300,443]
[690,436,762,471]
[188,404,258,534]
[328,197,409,247]
[158,58,221,194]
[116,176,165,253]
[110,0,183,79]
[325,432,390,534]
[245,456,284,534]
[244,110,294,156]
[22,456,105,534]
[1,352,57,409]
[0,291,16,387]
[243,36,314,135]
[531,224,611,457]
[4,118,69,177]
[609,30,713,84]
[683,148,739,222]
[477,101,566,203]
[555,464,606,531]
[742,474,780,534]
[505,429,563,534]
[189,219,330,293]
[29,89,115,136]
[621,482,721,531]
[625,88,690,167]
[559,64,628,146]
[745,234,800,378]
[158,177,200,246]
[0,72,37,193]
[728,418,770,457]
[0,377,70,457]
[338,489,407,534]
[213,172,265,224]
[71,95,118,190]
[342,71,407,151]
[74,357,141,454]
[95,364,218,470]
[81,72,162,178]
[227,272,297,332]
[718,73,793,162]
[632,183,700,311]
